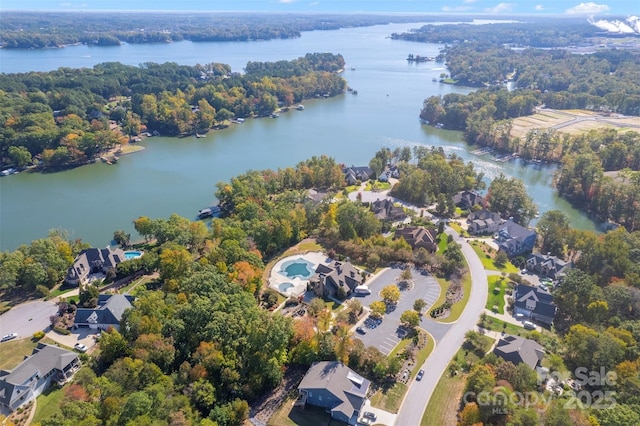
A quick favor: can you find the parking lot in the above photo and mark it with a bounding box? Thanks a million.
[352,267,440,355]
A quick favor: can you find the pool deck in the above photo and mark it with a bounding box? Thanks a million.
[268,251,330,297]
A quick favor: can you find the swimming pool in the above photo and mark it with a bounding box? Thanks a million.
[280,258,314,279]
[124,250,143,260]
[279,282,295,293]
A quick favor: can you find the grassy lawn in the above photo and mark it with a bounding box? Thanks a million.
[268,397,347,426]
[369,382,407,413]
[420,371,466,426]
[46,284,76,299]
[485,275,508,314]
[437,234,448,253]
[33,386,66,424]
[118,275,154,294]
[479,315,528,336]
[448,222,466,236]
[469,240,518,273]
[0,339,40,370]
[363,181,391,192]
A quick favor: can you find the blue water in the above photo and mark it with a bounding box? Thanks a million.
[124,251,143,259]
[279,282,295,292]
[281,259,313,279]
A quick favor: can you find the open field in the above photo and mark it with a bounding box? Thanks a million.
[420,371,465,426]
[510,109,640,139]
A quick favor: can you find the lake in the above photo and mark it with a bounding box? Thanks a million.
[0,22,596,250]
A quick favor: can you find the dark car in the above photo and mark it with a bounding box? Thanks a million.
[356,327,366,335]
[363,411,377,421]
[416,369,425,381]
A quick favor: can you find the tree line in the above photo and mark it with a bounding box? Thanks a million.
[0,54,346,170]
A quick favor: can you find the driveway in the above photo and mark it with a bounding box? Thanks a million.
[0,300,58,340]
[352,267,440,355]
[45,327,100,353]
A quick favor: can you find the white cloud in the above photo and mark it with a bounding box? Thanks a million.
[565,2,610,15]
[535,4,544,11]
[279,0,296,3]
[442,5,473,12]
[484,3,514,13]
[463,0,477,3]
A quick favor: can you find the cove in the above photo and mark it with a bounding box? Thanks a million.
[0,22,596,250]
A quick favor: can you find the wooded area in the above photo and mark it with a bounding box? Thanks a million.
[0,53,346,170]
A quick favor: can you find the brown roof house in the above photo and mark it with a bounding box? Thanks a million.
[65,247,126,286]
[308,261,363,299]
[371,199,406,222]
[394,226,438,252]
[493,335,545,370]
[296,361,370,425]
[0,343,80,412]
[452,190,485,210]
[467,209,502,235]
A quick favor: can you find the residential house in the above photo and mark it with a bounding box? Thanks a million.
[343,166,375,186]
[307,189,330,204]
[296,361,370,425]
[394,226,438,252]
[493,335,545,370]
[74,294,134,330]
[377,165,400,182]
[308,261,363,299]
[452,190,485,210]
[525,253,573,280]
[467,209,502,235]
[496,220,537,257]
[65,247,126,286]
[513,284,557,325]
[0,343,80,412]
[371,199,406,222]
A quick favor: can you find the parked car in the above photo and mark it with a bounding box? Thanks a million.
[363,411,377,421]
[358,418,372,426]
[1,333,17,342]
[523,321,536,330]
[416,369,425,381]
[74,343,88,352]
[356,327,366,335]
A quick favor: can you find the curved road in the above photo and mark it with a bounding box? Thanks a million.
[394,229,488,425]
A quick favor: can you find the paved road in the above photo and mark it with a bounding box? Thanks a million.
[0,300,58,340]
[394,228,488,426]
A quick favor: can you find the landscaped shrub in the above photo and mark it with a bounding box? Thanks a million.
[53,326,70,335]
[32,330,45,340]
[35,284,50,298]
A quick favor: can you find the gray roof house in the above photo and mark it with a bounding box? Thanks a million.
[65,247,126,286]
[496,220,537,257]
[0,343,80,412]
[394,226,438,252]
[467,209,502,235]
[513,284,557,325]
[371,199,406,222]
[343,166,375,186]
[309,261,363,299]
[297,361,370,425]
[493,335,545,370]
[452,190,485,210]
[525,253,573,280]
[74,294,134,330]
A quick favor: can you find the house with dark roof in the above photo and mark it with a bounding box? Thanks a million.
[309,261,363,299]
[394,226,439,252]
[65,247,126,286]
[452,190,485,210]
[0,343,80,412]
[467,209,502,235]
[74,294,134,330]
[371,199,406,222]
[493,335,545,370]
[343,166,375,186]
[496,220,537,257]
[513,284,557,325]
[525,253,573,280]
[296,361,370,425]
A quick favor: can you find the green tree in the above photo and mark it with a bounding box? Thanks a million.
[413,299,427,314]
[487,174,537,226]
[8,146,32,167]
[369,301,386,318]
[113,230,131,248]
[400,310,420,328]
[380,284,400,305]
[536,210,570,257]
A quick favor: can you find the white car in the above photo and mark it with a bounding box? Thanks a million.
[523,321,536,330]
[1,333,18,342]
[74,343,88,352]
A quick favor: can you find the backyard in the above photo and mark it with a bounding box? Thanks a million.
[485,275,509,314]
[469,240,518,273]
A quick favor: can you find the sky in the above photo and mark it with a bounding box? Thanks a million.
[0,0,638,15]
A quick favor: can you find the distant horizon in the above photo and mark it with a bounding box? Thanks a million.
[1,1,638,16]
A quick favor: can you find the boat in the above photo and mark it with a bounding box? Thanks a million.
[270,113,279,118]
[296,104,305,111]
[198,205,221,219]
[195,133,206,138]
[234,118,245,123]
